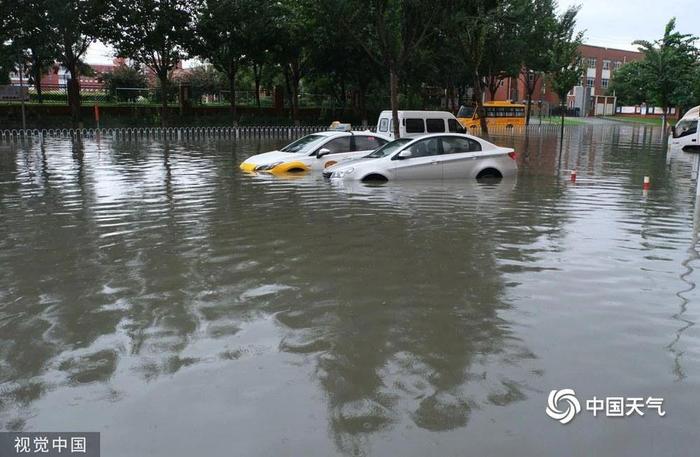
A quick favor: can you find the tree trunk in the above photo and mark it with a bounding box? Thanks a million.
[473,75,488,134]
[253,63,262,109]
[389,67,400,138]
[66,61,81,125]
[32,54,43,104]
[160,74,168,127]
[290,60,301,126]
[227,62,238,125]
[560,103,565,146]
[525,91,533,126]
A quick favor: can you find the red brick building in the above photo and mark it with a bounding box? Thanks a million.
[486,44,644,113]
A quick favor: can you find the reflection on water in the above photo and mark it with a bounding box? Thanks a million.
[1,126,700,455]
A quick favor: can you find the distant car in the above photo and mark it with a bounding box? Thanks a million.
[239,130,390,174]
[323,133,517,182]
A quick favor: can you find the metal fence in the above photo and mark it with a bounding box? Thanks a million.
[0,125,354,142]
[0,123,573,143]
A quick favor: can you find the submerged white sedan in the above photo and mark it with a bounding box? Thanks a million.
[240,130,390,174]
[323,133,517,182]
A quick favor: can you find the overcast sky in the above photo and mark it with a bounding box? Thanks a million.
[558,0,698,51]
[85,0,700,64]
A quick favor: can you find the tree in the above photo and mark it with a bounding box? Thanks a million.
[608,61,648,106]
[514,0,560,125]
[106,0,197,125]
[632,18,698,132]
[323,0,444,138]
[13,0,60,104]
[45,0,107,124]
[451,0,499,133]
[273,0,315,125]
[174,65,225,103]
[100,63,148,102]
[482,1,524,102]
[191,0,262,122]
[548,7,583,143]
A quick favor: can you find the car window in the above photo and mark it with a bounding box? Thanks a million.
[405,118,425,133]
[441,136,482,154]
[447,119,462,133]
[280,134,325,153]
[354,135,387,151]
[378,118,389,132]
[320,137,352,154]
[403,137,441,158]
[675,119,697,138]
[367,138,412,158]
[426,118,445,133]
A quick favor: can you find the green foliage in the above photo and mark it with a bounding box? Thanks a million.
[175,65,226,103]
[632,18,698,113]
[100,64,148,101]
[105,0,196,95]
[608,61,648,105]
[548,7,584,104]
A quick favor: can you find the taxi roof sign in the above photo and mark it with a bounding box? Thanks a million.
[328,121,352,132]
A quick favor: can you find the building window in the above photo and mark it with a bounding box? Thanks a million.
[614,60,623,70]
[528,72,535,82]
[601,78,609,89]
[587,58,596,68]
[586,77,595,87]
[602,60,610,70]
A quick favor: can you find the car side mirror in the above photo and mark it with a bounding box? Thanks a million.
[317,148,331,158]
[396,150,412,160]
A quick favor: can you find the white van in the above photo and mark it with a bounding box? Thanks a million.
[670,105,699,151]
[376,110,464,140]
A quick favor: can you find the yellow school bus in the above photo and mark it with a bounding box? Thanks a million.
[457,101,527,129]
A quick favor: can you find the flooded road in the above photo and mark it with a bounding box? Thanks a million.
[1,126,699,456]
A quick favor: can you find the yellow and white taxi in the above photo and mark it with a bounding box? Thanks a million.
[239,126,390,174]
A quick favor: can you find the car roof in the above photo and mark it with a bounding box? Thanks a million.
[315,130,390,138]
[399,132,487,143]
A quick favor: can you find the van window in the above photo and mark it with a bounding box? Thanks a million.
[354,135,387,151]
[447,119,462,133]
[378,118,389,132]
[405,118,425,133]
[674,119,697,138]
[426,118,445,133]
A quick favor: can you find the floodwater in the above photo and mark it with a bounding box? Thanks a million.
[1,126,699,456]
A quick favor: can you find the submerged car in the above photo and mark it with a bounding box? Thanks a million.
[239,129,390,174]
[323,133,517,182]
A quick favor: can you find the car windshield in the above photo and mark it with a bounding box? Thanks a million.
[280,134,326,153]
[365,138,412,158]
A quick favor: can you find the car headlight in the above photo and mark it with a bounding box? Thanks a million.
[334,167,355,178]
[255,161,284,171]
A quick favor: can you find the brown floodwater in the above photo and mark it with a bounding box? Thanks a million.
[1,126,699,456]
